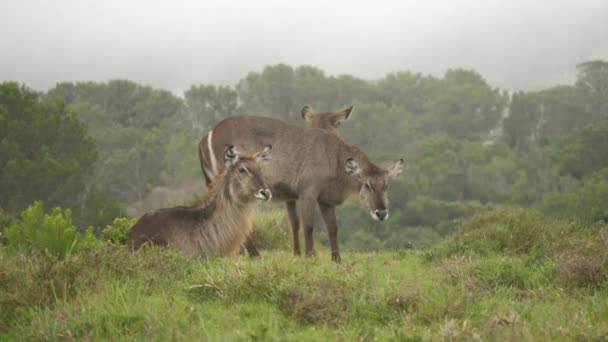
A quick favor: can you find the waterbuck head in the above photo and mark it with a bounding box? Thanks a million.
[302,105,353,135]
[223,145,273,203]
[345,158,404,221]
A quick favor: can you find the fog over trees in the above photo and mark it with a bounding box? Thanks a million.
[1,0,607,93]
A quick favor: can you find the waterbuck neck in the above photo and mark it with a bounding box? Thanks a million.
[192,167,255,257]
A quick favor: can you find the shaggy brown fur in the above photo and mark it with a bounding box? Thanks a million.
[127,146,272,258]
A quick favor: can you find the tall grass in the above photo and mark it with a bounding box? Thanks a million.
[1,206,607,340]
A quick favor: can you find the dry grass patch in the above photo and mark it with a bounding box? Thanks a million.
[278,278,352,325]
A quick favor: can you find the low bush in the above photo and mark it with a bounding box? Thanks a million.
[101,217,136,243]
[423,208,566,261]
[3,202,82,259]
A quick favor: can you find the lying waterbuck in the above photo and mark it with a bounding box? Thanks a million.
[200,105,354,257]
[199,116,402,262]
[127,145,273,258]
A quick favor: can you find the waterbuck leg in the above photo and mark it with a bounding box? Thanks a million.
[319,203,341,263]
[297,198,317,257]
[243,233,260,257]
[286,200,301,256]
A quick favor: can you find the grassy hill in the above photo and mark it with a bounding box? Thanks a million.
[1,209,607,341]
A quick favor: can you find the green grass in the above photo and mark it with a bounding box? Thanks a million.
[2,249,607,340]
[1,208,608,341]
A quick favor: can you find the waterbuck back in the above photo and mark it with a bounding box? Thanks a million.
[199,106,353,187]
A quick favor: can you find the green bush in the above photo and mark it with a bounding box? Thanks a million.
[423,208,565,261]
[101,217,136,243]
[3,202,82,259]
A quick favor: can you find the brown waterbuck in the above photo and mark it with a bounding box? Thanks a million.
[198,115,402,262]
[200,106,354,257]
[127,145,273,258]
[200,105,354,188]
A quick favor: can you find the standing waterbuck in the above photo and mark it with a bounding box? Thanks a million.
[200,106,354,188]
[200,106,354,257]
[127,145,273,258]
[199,116,402,262]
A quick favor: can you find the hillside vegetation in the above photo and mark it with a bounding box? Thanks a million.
[2,61,608,250]
[2,61,608,340]
[1,207,607,340]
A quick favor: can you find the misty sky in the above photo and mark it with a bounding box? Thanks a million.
[1,0,607,94]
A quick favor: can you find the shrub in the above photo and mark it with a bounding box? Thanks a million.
[423,208,565,261]
[101,217,136,243]
[3,202,81,259]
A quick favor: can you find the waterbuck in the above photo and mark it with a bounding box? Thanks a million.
[127,145,273,258]
[199,116,402,262]
[200,105,354,188]
[200,106,354,257]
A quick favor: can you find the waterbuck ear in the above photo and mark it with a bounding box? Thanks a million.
[301,106,316,122]
[331,105,353,128]
[254,145,272,162]
[345,158,361,177]
[224,145,239,165]
[339,105,353,120]
[388,159,404,177]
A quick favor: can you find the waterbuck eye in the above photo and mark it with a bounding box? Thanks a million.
[239,168,247,175]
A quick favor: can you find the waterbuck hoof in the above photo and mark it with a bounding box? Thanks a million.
[332,253,342,263]
[305,250,317,258]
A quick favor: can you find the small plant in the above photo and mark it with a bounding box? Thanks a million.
[101,217,136,243]
[3,202,80,259]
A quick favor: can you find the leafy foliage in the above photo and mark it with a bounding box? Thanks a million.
[3,202,80,259]
[0,82,97,213]
[101,217,136,244]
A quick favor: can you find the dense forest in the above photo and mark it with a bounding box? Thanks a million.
[1,60,607,250]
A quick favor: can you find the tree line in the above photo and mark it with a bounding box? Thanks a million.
[1,60,607,250]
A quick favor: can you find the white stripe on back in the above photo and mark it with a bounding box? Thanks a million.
[208,129,219,178]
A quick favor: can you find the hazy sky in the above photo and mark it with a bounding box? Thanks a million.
[1,0,607,94]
